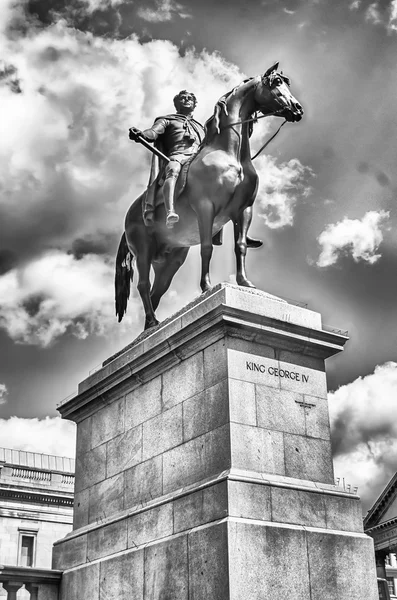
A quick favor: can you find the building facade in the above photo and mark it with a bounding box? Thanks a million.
[0,447,74,598]
[364,472,397,599]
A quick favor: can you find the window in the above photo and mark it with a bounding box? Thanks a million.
[18,532,36,567]
[387,577,395,597]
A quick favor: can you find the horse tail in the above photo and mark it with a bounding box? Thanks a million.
[115,232,134,323]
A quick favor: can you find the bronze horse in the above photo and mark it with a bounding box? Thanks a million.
[115,63,303,330]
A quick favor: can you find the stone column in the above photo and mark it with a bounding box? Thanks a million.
[53,283,379,600]
[376,550,388,579]
[25,583,39,600]
[2,582,23,600]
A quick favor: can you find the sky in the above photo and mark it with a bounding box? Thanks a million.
[1,0,397,514]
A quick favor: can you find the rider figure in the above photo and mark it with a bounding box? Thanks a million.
[129,90,204,229]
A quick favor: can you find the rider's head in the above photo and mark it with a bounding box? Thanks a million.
[173,90,197,114]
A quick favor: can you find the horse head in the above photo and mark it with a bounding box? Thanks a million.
[254,62,303,122]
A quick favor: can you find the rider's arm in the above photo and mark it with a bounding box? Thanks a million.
[140,118,168,142]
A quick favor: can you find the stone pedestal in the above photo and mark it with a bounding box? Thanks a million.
[53,283,378,600]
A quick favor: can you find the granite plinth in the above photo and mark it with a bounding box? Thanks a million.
[53,284,377,599]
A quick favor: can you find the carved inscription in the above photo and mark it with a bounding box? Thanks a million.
[246,361,309,383]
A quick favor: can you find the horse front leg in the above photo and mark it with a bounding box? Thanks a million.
[136,248,159,330]
[234,206,256,288]
[196,200,215,293]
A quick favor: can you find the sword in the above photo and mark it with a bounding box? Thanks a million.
[129,129,170,163]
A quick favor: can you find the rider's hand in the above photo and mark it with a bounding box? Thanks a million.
[129,127,142,142]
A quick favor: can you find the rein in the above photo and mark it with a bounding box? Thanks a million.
[224,113,287,161]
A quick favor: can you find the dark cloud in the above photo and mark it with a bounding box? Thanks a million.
[376,170,391,187]
[69,231,119,259]
[0,250,17,275]
[357,161,370,173]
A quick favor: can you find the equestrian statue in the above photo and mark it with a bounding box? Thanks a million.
[115,62,303,330]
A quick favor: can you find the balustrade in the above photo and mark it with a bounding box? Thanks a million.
[0,567,61,600]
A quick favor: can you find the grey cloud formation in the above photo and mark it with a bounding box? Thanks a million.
[137,0,191,22]
[330,363,397,510]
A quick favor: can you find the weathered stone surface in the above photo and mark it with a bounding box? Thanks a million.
[127,503,173,548]
[271,487,326,528]
[73,489,89,529]
[162,352,204,410]
[163,425,231,494]
[228,378,256,426]
[107,426,142,478]
[304,395,330,440]
[124,455,162,508]
[188,521,229,600]
[75,443,106,493]
[223,285,322,329]
[91,397,125,449]
[183,380,228,442]
[52,532,87,570]
[324,494,364,533]
[284,434,334,483]
[142,404,183,461]
[87,519,127,561]
[228,520,311,600]
[99,550,144,600]
[203,339,227,388]
[60,563,99,600]
[173,481,228,533]
[230,423,285,475]
[89,472,124,523]
[228,480,271,521]
[256,386,305,435]
[125,377,162,430]
[307,530,378,600]
[76,415,92,455]
[145,535,188,600]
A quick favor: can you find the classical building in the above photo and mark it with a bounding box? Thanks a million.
[364,472,397,599]
[0,447,74,599]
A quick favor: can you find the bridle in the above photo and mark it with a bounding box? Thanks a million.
[223,76,292,160]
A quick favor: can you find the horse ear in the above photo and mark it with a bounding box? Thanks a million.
[264,62,279,77]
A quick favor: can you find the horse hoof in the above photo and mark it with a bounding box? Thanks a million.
[200,284,213,294]
[144,318,160,330]
[237,279,256,289]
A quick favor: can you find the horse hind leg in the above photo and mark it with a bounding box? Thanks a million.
[151,247,189,311]
[135,247,159,330]
[234,207,256,288]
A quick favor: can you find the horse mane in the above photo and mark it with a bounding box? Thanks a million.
[202,77,256,145]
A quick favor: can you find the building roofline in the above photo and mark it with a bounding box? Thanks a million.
[364,471,397,529]
[0,447,75,474]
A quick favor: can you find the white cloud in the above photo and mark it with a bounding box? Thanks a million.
[316,210,389,267]
[0,416,76,458]
[255,155,313,229]
[0,384,8,405]
[389,0,397,31]
[365,2,382,25]
[137,0,191,22]
[0,251,140,346]
[0,12,242,269]
[330,362,397,509]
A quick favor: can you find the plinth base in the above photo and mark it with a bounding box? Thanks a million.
[53,284,378,600]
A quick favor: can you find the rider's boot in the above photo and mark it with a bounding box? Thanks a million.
[162,177,179,228]
[212,228,263,248]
